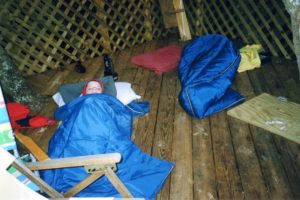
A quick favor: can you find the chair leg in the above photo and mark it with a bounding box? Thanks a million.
[104,167,133,198]
[11,159,64,198]
[64,171,105,197]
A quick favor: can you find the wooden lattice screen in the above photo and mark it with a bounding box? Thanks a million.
[0,0,170,75]
[0,0,295,75]
[185,0,294,59]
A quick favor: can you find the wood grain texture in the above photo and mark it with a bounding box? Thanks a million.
[236,69,295,199]
[170,78,193,200]
[211,112,244,199]
[172,0,191,41]
[228,93,300,143]
[192,117,218,200]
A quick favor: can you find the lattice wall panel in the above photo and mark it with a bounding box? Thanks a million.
[185,0,204,36]
[0,0,169,75]
[184,0,294,59]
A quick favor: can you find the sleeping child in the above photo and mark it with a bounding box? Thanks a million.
[43,79,174,199]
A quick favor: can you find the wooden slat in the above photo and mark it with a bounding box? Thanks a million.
[104,167,133,198]
[261,62,300,198]
[192,117,218,199]
[0,0,170,75]
[198,0,294,59]
[14,132,50,161]
[25,153,121,170]
[153,71,177,200]
[228,93,300,143]
[210,112,244,199]
[64,171,104,197]
[170,78,193,200]
[237,69,295,199]
[12,159,64,198]
[229,74,270,199]
[132,40,161,150]
[173,0,191,41]
[185,0,203,36]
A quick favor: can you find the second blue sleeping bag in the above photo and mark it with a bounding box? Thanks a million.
[178,34,244,119]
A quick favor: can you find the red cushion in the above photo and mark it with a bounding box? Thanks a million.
[130,45,182,74]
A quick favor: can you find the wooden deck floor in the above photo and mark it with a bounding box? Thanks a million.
[24,34,300,200]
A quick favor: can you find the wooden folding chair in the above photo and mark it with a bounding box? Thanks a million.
[15,132,136,199]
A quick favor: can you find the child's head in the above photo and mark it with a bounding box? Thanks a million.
[82,79,104,95]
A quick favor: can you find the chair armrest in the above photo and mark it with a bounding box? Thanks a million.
[14,131,49,161]
[25,153,121,170]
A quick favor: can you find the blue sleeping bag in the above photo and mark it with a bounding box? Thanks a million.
[178,34,244,119]
[41,94,174,199]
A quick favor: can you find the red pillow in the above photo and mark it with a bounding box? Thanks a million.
[131,45,182,74]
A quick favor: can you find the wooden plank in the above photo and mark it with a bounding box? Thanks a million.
[133,34,176,150]
[170,78,193,200]
[25,153,121,170]
[153,69,177,200]
[132,39,163,151]
[261,62,300,198]
[192,117,218,199]
[159,0,178,28]
[210,112,244,199]
[228,116,270,199]
[235,70,295,199]
[228,93,300,143]
[228,74,270,199]
[172,0,191,41]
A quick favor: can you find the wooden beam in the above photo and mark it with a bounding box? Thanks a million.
[25,153,121,170]
[172,0,191,41]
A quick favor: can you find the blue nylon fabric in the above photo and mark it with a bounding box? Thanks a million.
[178,34,244,119]
[41,94,174,199]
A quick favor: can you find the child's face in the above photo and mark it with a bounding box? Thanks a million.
[86,81,102,94]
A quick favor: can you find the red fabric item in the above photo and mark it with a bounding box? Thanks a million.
[7,103,30,129]
[81,79,104,95]
[28,116,56,128]
[130,45,182,74]
[7,103,30,121]
[6,102,56,130]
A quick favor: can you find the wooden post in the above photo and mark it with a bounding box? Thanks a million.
[159,0,191,41]
[173,0,192,41]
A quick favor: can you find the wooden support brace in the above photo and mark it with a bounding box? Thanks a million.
[104,167,133,198]
[64,171,105,197]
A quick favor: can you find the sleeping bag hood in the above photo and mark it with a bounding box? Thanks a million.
[178,34,244,119]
